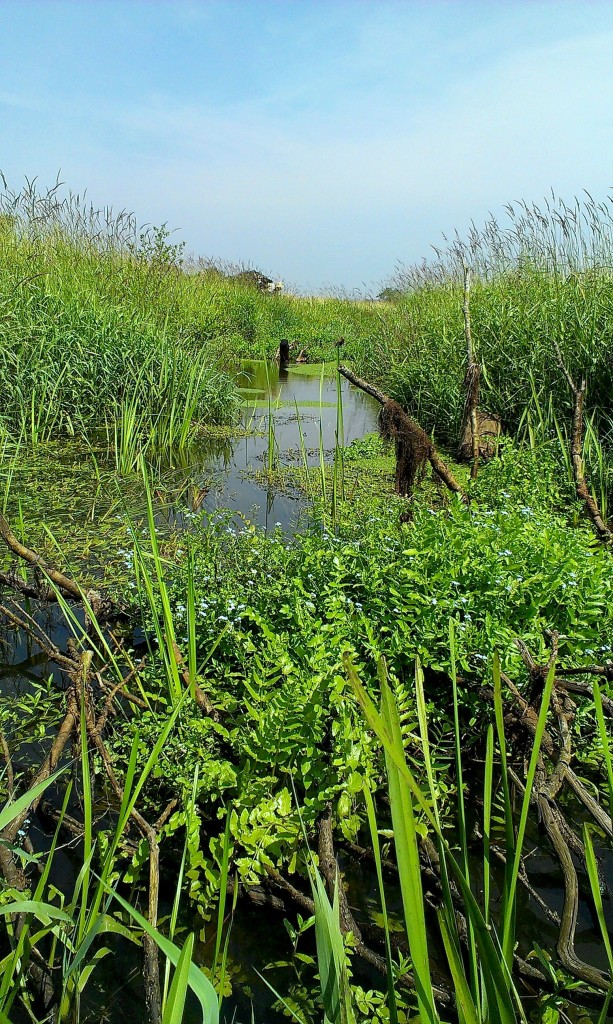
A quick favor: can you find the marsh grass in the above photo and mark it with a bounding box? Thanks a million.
[0,183,238,459]
[346,645,561,1024]
[372,194,613,469]
[0,711,218,1024]
[333,345,346,516]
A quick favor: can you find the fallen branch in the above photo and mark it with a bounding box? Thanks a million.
[554,677,613,715]
[557,662,613,679]
[0,600,74,671]
[501,639,611,991]
[0,514,83,600]
[538,793,609,990]
[0,513,124,620]
[0,610,165,1024]
[338,365,467,501]
[505,674,612,838]
[500,658,613,839]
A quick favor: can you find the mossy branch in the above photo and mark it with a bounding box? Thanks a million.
[338,365,467,501]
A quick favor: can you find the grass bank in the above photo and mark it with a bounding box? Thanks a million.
[366,193,613,457]
[1,180,612,1024]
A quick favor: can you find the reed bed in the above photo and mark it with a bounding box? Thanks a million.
[371,192,613,453]
[1,178,613,1024]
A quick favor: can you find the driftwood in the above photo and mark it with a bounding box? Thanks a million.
[338,365,467,501]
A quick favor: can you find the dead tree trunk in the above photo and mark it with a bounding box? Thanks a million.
[456,267,501,470]
[458,267,480,477]
[338,365,467,501]
[553,340,612,544]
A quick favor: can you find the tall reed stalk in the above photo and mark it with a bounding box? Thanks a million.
[345,638,561,1024]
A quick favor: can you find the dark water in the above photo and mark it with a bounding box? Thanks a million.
[193,359,378,531]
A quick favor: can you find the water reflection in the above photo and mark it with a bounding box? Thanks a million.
[196,360,379,531]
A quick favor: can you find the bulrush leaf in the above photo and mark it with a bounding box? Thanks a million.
[378,656,438,1024]
[162,933,196,1024]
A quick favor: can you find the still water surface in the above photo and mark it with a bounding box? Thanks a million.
[197,359,378,530]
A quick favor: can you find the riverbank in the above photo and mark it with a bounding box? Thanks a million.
[0,183,612,1024]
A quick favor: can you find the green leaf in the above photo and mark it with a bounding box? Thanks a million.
[100,882,218,1024]
[77,947,111,994]
[0,767,66,833]
[583,825,613,974]
[438,910,479,1024]
[162,933,195,1024]
[0,901,72,924]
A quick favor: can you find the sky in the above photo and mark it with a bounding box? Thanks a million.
[1,0,613,293]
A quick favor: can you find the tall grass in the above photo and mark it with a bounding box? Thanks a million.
[0,712,218,1023]
[0,184,237,458]
[345,644,565,1024]
[516,379,613,518]
[371,191,613,462]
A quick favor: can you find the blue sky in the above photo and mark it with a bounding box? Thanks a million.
[1,1,613,292]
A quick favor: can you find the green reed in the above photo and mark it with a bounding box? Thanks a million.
[345,640,566,1024]
[0,697,217,1024]
[318,363,328,508]
[332,345,346,520]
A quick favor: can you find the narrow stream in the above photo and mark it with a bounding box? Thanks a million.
[197,359,378,530]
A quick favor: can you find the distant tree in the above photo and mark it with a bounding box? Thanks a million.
[377,286,404,302]
[128,223,185,270]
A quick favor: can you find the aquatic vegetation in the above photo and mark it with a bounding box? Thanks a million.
[2,450,611,1020]
[0,178,612,1024]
